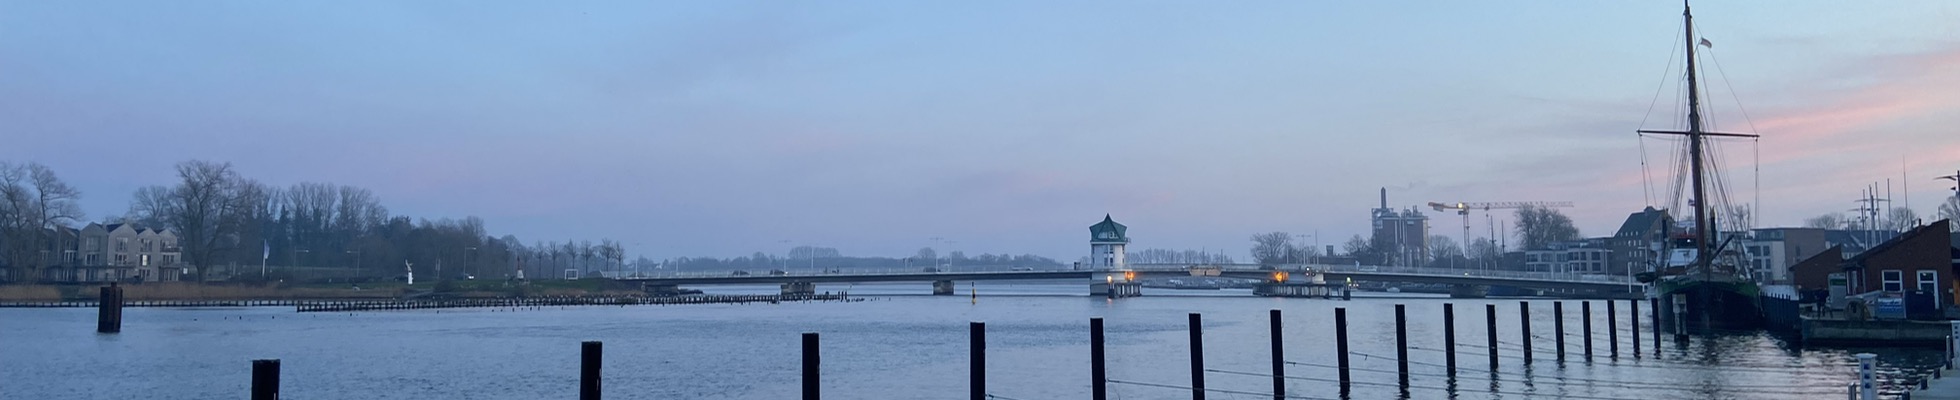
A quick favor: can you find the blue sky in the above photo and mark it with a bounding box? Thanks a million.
[4,1,1958,261]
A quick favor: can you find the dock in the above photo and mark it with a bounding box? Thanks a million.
[295,293,857,312]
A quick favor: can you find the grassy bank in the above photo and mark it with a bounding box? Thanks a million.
[0,279,645,302]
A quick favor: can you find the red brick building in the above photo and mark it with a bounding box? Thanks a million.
[1842,220,1953,306]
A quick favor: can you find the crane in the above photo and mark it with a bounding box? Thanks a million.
[1427,201,1575,269]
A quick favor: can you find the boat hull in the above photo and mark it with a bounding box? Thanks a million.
[1657,279,1764,332]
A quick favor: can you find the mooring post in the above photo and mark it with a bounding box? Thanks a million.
[1443,303,1457,377]
[581,341,602,400]
[1269,309,1285,400]
[1858,353,1877,400]
[1189,313,1206,400]
[97,283,123,334]
[1336,307,1351,389]
[1091,318,1107,400]
[1608,300,1619,359]
[971,322,985,400]
[803,333,820,400]
[1649,297,1661,356]
[1485,304,1498,370]
[1520,301,1533,365]
[1582,301,1594,360]
[1553,301,1565,362]
[1393,304,1409,388]
[251,359,280,400]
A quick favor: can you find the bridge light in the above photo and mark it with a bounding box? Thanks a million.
[1123,271,1136,282]
[1273,272,1288,282]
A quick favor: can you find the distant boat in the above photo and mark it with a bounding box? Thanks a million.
[1637,2,1764,332]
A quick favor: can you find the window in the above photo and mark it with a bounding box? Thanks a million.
[163,255,176,265]
[114,254,128,266]
[141,239,153,252]
[1918,270,1938,293]
[116,238,128,252]
[1882,270,1904,292]
[141,254,150,267]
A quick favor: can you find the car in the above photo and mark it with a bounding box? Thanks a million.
[731,270,750,276]
[768,270,788,276]
[1009,267,1035,271]
[923,267,942,273]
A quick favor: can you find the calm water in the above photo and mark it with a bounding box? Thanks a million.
[0,283,1945,399]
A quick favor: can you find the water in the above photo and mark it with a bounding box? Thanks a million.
[0,283,1946,399]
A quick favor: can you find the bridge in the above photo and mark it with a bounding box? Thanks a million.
[622,263,1639,298]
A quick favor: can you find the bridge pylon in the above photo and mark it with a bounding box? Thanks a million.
[1090,270,1141,298]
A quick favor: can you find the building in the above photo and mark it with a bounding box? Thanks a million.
[1524,238,1612,275]
[1743,228,1828,284]
[71,223,183,282]
[1608,207,1672,276]
[1841,220,1953,307]
[1088,215,1128,270]
[1370,188,1429,267]
[1789,245,1844,293]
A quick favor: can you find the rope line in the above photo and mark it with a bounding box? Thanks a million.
[1104,379,1338,400]
[1287,358,1846,393]
[1374,347,1852,374]
[1204,368,1651,400]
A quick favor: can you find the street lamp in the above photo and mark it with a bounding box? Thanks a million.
[464,247,478,279]
[345,250,362,276]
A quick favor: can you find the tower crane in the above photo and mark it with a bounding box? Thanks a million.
[1427,201,1575,269]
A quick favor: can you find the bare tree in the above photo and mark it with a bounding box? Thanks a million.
[129,160,263,282]
[1249,232,1292,264]
[0,162,84,282]
[914,247,937,265]
[1514,205,1579,250]
[1882,207,1920,232]
[1804,213,1848,230]
[1428,235,1464,261]
[1940,195,1960,233]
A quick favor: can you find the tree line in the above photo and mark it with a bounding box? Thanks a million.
[1,160,635,283]
[1253,205,1578,269]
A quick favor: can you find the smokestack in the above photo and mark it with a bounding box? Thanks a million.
[1379,187,1387,209]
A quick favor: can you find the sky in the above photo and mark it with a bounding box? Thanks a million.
[3,1,1958,262]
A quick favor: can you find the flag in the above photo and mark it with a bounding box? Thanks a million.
[262,240,270,260]
[1699,38,1713,48]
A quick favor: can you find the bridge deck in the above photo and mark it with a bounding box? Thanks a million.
[623,264,1637,291]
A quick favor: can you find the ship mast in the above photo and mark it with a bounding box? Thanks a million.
[1636,1,1758,332]
[1682,2,1712,330]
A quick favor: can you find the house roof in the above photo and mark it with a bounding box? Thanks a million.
[1846,219,1952,265]
[1614,207,1669,238]
[1089,214,1128,241]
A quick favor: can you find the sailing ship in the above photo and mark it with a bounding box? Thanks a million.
[1637,2,1764,332]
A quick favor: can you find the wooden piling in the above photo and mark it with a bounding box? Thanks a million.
[1485,304,1498,370]
[1189,313,1206,400]
[1520,302,1533,365]
[803,333,820,400]
[1553,301,1565,362]
[1269,309,1285,400]
[1582,301,1594,360]
[1631,299,1641,357]
[1394,304,1409,387]
[1649,297,1661,355]
[1335,308,1351,388]
[1443,303,1456,376]
[581,341,602,400]
[971,322,985,400]
[1091,318,1107,400]
[251,359,280,400]
[96,283,123,333]
[1608,300,1619,358]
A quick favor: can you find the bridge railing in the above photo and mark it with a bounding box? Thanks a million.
[630,266,1090,280]
[1310,264,1636,284]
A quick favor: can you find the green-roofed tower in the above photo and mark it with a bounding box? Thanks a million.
[1089,214,1128,269]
